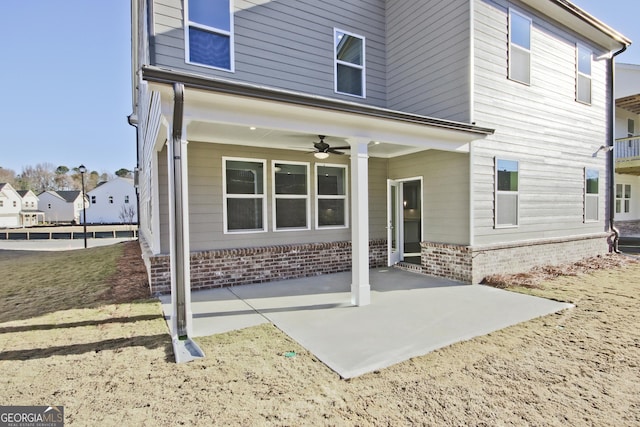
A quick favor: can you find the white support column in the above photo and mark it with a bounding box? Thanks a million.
[348,138,371,306]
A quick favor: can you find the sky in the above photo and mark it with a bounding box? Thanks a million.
[0,0,638,176]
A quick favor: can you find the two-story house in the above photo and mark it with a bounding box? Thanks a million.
[130,0,630,312]
[38,190,88,224]
[17,190,45,226]
[0,183,22,228]
[614,63,640,235]
[86,177,138,224]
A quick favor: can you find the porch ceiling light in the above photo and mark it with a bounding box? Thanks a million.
[314,152,330,159]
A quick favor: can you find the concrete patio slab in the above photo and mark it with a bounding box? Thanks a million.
[161,268,572,379]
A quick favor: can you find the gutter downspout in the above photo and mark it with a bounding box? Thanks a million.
[169,82,204,362]
[172,82,187,338]
[127,113,141,230]
[608,45,627,254]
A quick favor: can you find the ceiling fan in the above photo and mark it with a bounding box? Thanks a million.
[311,135,350,159]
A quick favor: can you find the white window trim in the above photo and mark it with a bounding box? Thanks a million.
[576,43,592,105]
[315,163,349,229]
[272,160,311,232]
[222,156,267,234]
[184,0,235,72]
[494,158,519,229]
[508,8,532,85]
[615,183,631,214]
[584,168,599,223]
[334,28,366,98]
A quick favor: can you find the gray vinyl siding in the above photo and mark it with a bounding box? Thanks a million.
[158,145,170,253]
[152,0,387,107]
[386,0,471,122]
[472,0,610,246]
[389,150,470,245]
[157,141,388,253]
[368,157,389,240]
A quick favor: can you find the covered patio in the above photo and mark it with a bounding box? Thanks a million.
[160,268,572,379]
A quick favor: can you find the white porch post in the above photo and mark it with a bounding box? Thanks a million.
[348,138,371,306]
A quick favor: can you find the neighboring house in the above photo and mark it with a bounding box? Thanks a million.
[614,63,640,235]
[86,177,138,224]
[0,183,22,228]
[130,0,630,309]
[38,190,88,224]
[17,190,45,226]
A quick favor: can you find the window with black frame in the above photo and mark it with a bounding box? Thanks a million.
[224,159,265,232]
[316,165,347,227]
[274,162,309,230]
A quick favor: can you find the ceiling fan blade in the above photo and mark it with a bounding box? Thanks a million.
[330,146,350,150]
[328,149,345,155]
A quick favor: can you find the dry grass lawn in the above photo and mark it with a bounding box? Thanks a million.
[1,243,639,425]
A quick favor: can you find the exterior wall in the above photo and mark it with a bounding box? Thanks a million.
[386,0,471,122]
[152,0,387,107]
[20,192,39,211]
[419,234,610,284]
[145,239,387,294]
[157,141,389,254]
[472,0,611,246]
[389,150,470,245]
[0,184,21,228]
[136,85,165,254]
[615,63,640,99]
[38,192,81,224]
[86,178,138,224]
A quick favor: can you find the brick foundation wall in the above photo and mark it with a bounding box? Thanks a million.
[420,242,472,283]
[614,220,640,236]
[144,239,387,295]
[419,233,611,284]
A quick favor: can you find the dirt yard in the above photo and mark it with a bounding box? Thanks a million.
[1,243,639,425]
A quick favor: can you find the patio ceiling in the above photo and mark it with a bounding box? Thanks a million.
[616,159,640,176]
[616,94,640,115]
[186,121,434,159]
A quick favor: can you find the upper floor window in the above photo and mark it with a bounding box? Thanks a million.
[223,158,266,233]
[628,119,636,148]
[125,195,130,204]
[616,184,631,214]
[495,159,519,227]
[185,0,233,71]
[576,44,592,104]
[91,195,96,204]
[273,161,310,231]
[0,200,3,207]
[13,201,17,207]
[334,29,365,98]
[584,168,599,222]
[316,164,348,228]
[108,196,114,204]
[508,9,531,85]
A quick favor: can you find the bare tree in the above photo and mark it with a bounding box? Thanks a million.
[0,167,16,186]
[17,163,57,193]
[118,204,137,226]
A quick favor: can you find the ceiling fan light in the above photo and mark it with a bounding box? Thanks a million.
[314,152,330,159]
